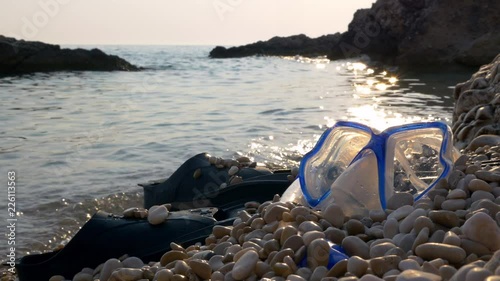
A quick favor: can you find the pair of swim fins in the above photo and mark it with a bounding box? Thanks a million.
[16,153,293,281]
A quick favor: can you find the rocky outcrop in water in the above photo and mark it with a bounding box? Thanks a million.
[209,34,340,58]
[210,0,499,67]
[0,35,141,75]
[452,53,500,150]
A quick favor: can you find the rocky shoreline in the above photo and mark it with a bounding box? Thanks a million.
[210,0,500,68]
[0,36,141,75]
[43,55,500,281]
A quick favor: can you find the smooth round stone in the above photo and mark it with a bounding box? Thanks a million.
[383,218,399,239]
[171,273,188,281]
[472,199,500,216]
[302,231,325,246]
[298,221,323,233]
[322,204,345,228]
[310,266,328,281]
[467,135,500,151]
[213,225,232,239]
[326,259,347,278]
[123,207,139,218]
[232,250,259,280]
[341,235,370,259]
[461,238,492,257]
[324,227,346,244]
[415,243,466,264]
[290,206,310,218]
[49,275,65,281]
[188,259,212,280]
[399,208,426,233]
[387,205,414,221]
[386,192,414,210]
[438,265,457,281]
[471,190,495,202]
[369,209,387,223]
[475,170,500,182]
[443,231,461,246]
[398,233,416,254]
[398,259,420,271]
[148,205,169,225]
[270,248,294,266]
[395,269,441,281]
[448,170,465,189]
[465,267,492,281]
[441,199,467,211]
[160,251,188,266]
[366,226,384,239]
[412,227,430,252]
[447,189,468,199]
[461,212,500,251]
[213,242,232,256]
[287,274,306,281]
[307,239,331,268]
[254,261,271,278]
[111,268,144,280]
[263,204,289,224]
[263,239,280,254]
[428,210,460,228]
[100,258,122,281]
[272,262,292,277]
[121,256,143,268]
[228,166,239,176]
[359,274,384,281]
[209,255,224,271]
[72,272,92,281]
[345,219,365,235]
[369,255,401,277]
[280,225,298,244]
[468,179,493,192]
[233,248,254,263]
[370,242,396,258]
[211,271,224,281]
[413,216,434,234]
[421,261,439,275]
[485,248,500,273]
[347,255,369,277]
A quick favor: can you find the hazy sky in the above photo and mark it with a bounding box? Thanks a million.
[1,0,376,45]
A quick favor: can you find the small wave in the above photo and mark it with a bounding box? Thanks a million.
[259,108,284,115]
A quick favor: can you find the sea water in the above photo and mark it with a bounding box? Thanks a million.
[0,45,473,259]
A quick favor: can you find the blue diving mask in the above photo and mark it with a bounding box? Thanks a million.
[281,121,458,216]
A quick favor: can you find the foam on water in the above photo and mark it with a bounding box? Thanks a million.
[0,46,472,260]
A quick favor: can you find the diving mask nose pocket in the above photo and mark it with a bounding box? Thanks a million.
[319,149,381,216]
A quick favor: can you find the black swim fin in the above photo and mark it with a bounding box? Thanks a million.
[141,152,292,210]
[16,209,230,281]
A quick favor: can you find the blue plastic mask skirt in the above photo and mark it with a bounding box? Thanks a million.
[281,121,456,216]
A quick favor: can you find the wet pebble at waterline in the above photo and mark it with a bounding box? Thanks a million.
[59,145,500,281]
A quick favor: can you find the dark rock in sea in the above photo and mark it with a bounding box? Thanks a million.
[209,0,499,67]
[0,35,141,75]
[209,34,341,58]
[330,0,500,67]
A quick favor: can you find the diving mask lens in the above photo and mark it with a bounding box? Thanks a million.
[301,126,371,206]
[385,127,451,204]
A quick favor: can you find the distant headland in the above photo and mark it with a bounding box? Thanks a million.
[0,35,141,75]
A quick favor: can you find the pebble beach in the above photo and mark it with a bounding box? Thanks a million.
[54,144,500,281]
[45,56,500,281]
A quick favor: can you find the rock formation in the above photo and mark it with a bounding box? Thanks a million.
[452,53,500,150]
[209,34,340,59]
[210,0,500,67]
[0,35,141,75]
[331,0,500,66]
